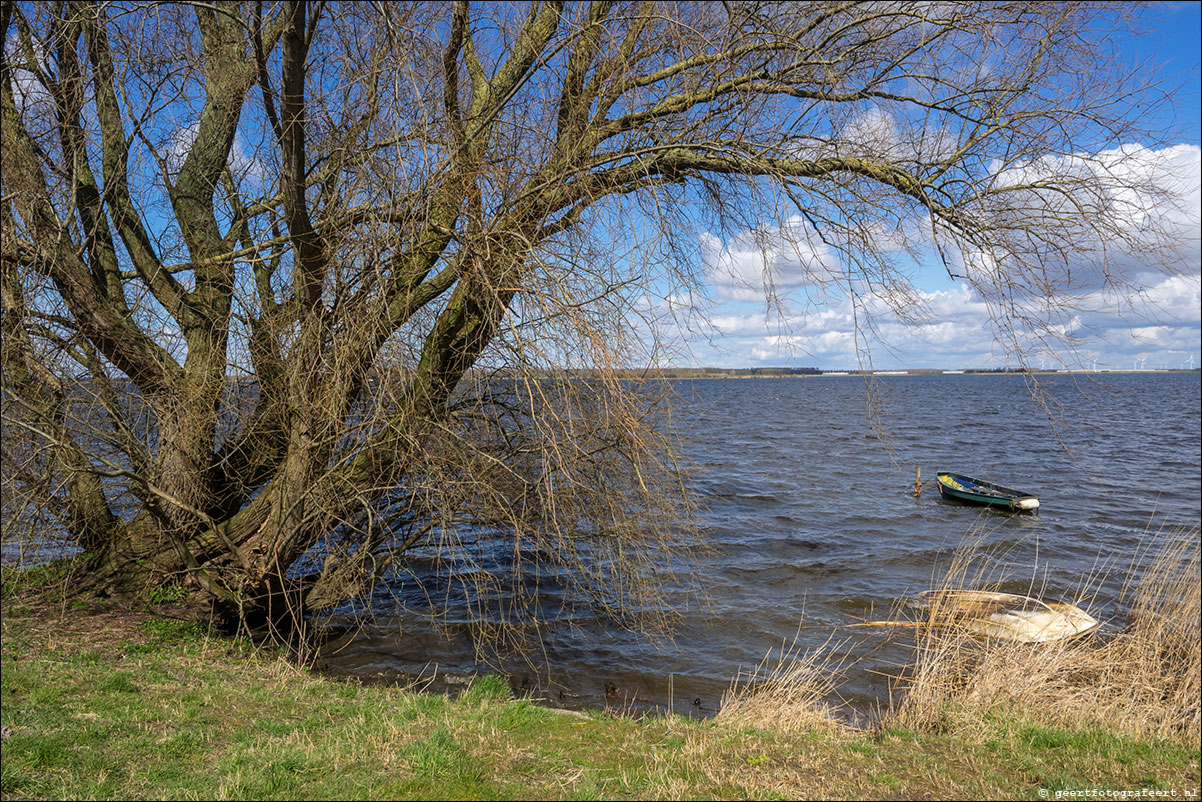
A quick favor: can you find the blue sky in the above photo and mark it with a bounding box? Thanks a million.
[8,3,1197,375]
[653,4,1202,372]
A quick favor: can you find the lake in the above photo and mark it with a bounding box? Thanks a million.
[316,372,1201,719]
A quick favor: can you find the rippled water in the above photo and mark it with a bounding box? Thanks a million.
[318,372,1201,717]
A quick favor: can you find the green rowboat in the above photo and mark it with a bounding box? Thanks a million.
[936,471,1039,512]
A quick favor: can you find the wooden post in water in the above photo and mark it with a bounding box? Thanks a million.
[912,466,923,497]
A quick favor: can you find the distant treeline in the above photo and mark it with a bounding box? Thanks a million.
[555,366,1057,379]
[69,366,1201,390]
[632,367,823,378]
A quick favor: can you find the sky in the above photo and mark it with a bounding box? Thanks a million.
[654,3,1202,372]
[7,3,1198,375]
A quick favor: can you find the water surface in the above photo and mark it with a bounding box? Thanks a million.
[318,372,1202,717]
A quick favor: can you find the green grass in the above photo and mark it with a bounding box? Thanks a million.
[1,594,1198,800]
[1,559,82,599]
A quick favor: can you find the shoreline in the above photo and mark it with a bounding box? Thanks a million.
[3,572,1197,801]
[558,368,1202,379]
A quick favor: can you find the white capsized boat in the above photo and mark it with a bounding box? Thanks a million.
[909,589,1099,643]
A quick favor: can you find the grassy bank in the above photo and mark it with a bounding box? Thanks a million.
[2,576,1198,800]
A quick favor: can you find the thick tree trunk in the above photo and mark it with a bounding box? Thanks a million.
[86,515,178,594]
[90,509,315,651]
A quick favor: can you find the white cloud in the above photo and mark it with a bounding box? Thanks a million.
[837,106,903,159]
[791,106,959,167]
[973,144,1201,287]
[700,216,845,301]
[163,122,268,188]
[164,122,202,176]
[5,35,55,129]
[1142,274,1202,321]
[676,270,1200,371]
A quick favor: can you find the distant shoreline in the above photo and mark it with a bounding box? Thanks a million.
[561,368,1202,380]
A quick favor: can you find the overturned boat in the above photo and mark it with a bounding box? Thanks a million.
[854,589,1099,644]
[910,589,1099,643]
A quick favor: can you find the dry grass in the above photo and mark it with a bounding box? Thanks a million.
[708,529,1201,749]
[888,529,1201,746]
[715,633,851,734]
[698,529,1201,750]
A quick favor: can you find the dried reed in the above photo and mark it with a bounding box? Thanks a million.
[716,633,852,733]
[889,528,1200,746]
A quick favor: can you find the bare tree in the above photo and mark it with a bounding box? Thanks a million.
[0,1,1182,644]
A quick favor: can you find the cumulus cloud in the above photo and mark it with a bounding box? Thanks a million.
[787,105,959,168]
[678,138,1200,370]
[1141,274,1202,321]
[700,215,846,302]
[680,269,1198,371]
[833,106,958,165]
[5,35,56,129]
[967,144,1202,288]
[163,122,269,188]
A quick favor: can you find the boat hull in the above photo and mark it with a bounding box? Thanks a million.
[911,590,1098,643]
[936,472,1039,512]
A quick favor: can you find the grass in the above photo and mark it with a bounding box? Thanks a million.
[889,529,1201,748]
[714,634,849,735]
[1,534,1199,800]
[2,605,1196,799]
